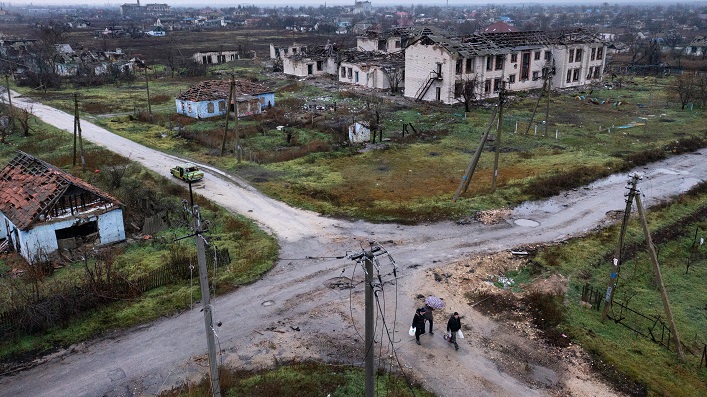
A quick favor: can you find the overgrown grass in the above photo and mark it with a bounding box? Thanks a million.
[160,361,436,397]
[528,182,707,396]
[0,113,278,364]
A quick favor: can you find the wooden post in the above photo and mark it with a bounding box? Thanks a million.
[635,188,685,360]
[145,65,152,116]
[544,77,551,136]
[235,100,241,163]
[524,78,546,135]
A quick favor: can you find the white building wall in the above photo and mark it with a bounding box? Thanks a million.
[404,42,455,103]
[357,37,378,52]
[97,208,126,245]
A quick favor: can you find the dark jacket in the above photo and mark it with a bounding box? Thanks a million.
[447,315,461,333]
[412,311,426,330]
[423,305,434,322]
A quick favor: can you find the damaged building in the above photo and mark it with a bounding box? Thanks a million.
[281,42,341,78]
[0,152,126,264]
[339,51,405,92]
[175,79,275,119]
[404,28,607,104]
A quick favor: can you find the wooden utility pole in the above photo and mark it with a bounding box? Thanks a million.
[192,205,222,396]
[602,173,639,320]
[452,101,500,202]
[4,74,15,133]
[73,93,85,171]
[635,188,685,360]
[364,249,374,397]
[144,66,152,116]
[491,83,505,192]
[220,79,235,156]
[235,99,241,163]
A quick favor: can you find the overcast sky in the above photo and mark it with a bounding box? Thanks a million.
[6,1,664,8]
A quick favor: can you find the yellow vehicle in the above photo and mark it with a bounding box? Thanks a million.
[170,163,204,182]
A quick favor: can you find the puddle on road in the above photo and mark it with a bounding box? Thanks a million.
[262,300,274,307]
[514,219,540,227]
[514,200,563,216]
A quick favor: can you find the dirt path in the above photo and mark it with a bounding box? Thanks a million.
[1,91,705,397]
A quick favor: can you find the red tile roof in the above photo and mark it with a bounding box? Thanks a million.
[176,79,273,102]
[0,151,122,231]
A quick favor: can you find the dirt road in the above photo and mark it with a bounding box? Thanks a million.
[1,91,705,397]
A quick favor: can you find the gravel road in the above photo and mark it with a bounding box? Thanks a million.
[1,91,705,397]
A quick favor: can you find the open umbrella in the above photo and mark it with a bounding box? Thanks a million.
[424,296,445,310]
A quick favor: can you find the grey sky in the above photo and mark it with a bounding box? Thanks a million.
[6,1,663,8]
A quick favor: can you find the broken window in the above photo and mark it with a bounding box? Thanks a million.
[495,55,503,70]
[493,78,502,92]
[521,51,530,80]
[378,39,386,51]
[456,59,462,75]
[466,58,472,73]
[55,221,99,250]
[316,60,323,71]
[511,53,518,63]
[532,71,539,81]
[591,48,596,60]
[307,64,313,75]
[545,51,551,61]
[348,67,352,78]
[568,49,575,63]
[395,40,401,48]
[573,68,580,81]
[575,49,582,63]
[484,79,491,93]
[586,67,593,79]
[207,102,215,113]
[435,87,441,101]
[534,51,541,61]
[593,67,601,79]
[436,63,442,76]
[341,67,346,77]
[292,48,297,54]
[486,56,492,71]
[566,70,572,83]
[597,47,603,59]
[508,74,516,84]
[218,100,226,112]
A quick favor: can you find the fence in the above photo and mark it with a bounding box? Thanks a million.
[0,247,230,337]
[581,283,603,310]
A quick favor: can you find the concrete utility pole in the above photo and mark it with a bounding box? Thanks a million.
[144,66,152,116]
[491,82,505,192]
[452,101,500,202]
[235,99,241,163]
[192,204,222,397]
[349,243,389,397]
[602,173,639,321]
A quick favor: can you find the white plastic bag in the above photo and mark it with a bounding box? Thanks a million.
[409,326,416,336]
[457,330,464,339]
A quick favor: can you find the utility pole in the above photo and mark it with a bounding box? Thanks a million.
[348,243,390,397]
[235,99,241,163]
[491,82,505,192]
[220,79,235,156]
[144,65,152,116]
[191,203,222,396]
[544,75,551,136]
[452,100,500,201]
[4,74,15,133]
[635,185,685,360]
[73,93,85,171]
[524,78,546,135]
[602,173,639,320]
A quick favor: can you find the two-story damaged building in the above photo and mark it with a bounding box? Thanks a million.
[0,152,126,264]
[404,29,607,104]
[281,42,340,78]
[356,27,418,53]
[175,79,275,119]
[338,51,405,92]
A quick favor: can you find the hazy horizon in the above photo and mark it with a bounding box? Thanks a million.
[4,0,690,9]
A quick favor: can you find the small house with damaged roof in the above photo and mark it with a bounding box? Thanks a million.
[175,80,275,119]
[338,51,405,92]
[0,152,125,264]
[404,29,606,104]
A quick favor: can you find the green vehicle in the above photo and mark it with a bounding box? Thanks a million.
[170,163,204,182]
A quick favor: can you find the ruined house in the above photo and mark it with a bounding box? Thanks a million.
[356,27,418,53]
[684,36,707,57]
[175,79,275,119]
[0,152,125,264]
[192,49,240,65]
[269,43,308,60]
[404,29,607,104]
[338,51,405,91]
[281,42,340,77]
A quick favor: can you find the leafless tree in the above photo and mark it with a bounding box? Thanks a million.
[454,77,480,112]
[671,72,697,109]
[16,107,33,137]
[382,65,404,95]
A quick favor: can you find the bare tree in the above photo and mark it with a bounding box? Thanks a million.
[16,107,33,137]
[382,65,404,95]
[671,72,696,109]
[454,77,480,112]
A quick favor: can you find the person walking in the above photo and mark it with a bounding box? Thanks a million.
[447,312,462,350]
[412,307,427,345]
[423,304,434,335]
